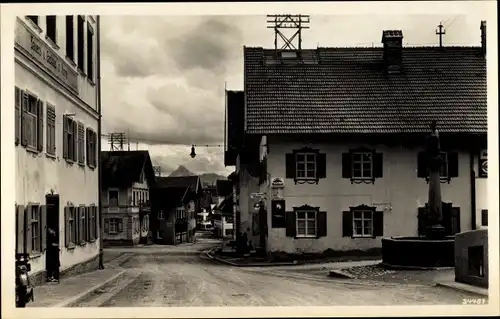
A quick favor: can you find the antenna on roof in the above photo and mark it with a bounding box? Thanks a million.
[266,14,310,52]
[108,132,128,151]
[436,21,446,48]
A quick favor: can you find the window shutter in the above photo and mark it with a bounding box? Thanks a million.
[342,153,352,178]
[85,128,90,166]
[373,210,384,237]
[15,87,21,145]
[86,207,91,241]
[72,121,78,162]
[78,122,84,164]
[65,207,70,247]
[94,206,99,239]
[104,218,109,233]
[317,153,327,179]
[118,219,123,233]
[37,100,44,152]
[481,209,488,226]
[16,205,25,254]
[63,115,68,159]
[93,131,98,167]
[285,211,296,237]
[417,152,427,178]
[342,211,352,237]
[40,205,47,251]
[447,152,459,178]
[285,153,296,179]
[21,91,29,146]
[79,206,85,243]
[317,211,327,237]
[26,205,33,253]
[373,152,383,178]
[417,207,426,236]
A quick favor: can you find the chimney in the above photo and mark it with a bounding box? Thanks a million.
[480,20,486,57]
[381,30,404,74]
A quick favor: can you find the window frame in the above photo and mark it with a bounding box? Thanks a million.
[77,15,86,73]
[26,93,38,150]
[295,210,317,238]
[351,151,374,180]
[65,15,75,61]
[86,21,94,81]
[26,16,39,26]
[46,15,57,44]
[30,205,41,253]
[65,116,76,163]
[68,206,76,246]
[108,189,119,208]
[108,218,119,234]
[158,210,165,220]
[295,152,317,180]
[352,209,374,238]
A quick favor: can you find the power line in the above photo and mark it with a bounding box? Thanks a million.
[444,16,459,30]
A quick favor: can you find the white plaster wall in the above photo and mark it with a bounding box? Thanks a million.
[265,138,475,254]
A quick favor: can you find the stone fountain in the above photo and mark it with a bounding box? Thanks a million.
[381,121,455,268]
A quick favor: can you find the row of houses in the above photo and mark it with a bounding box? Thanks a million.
[223,22,488,257]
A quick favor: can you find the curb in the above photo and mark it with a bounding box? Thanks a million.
[328,269,356,279]
[52,270,127,307]
[379,262,454,271]
[435,281,489,297]
[205,249,297,267]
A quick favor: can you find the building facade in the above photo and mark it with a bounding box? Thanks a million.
[15,15,101,284]
[100,151,155,246]
[225,23,487,257]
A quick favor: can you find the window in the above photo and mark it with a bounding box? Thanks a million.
[80,206,87,244]
[86,128,97,168]
[417,151,458,181]
[133,191,136,206]
[63,115,77,162]
[481,209,488,226]
[77,15,85,73]
[46,104,56,155]
[77,122,85,165]
[65,206,76,247]
[65,16,74,61]
[157,230,163,239]
[296,210,316,237]
[27,16,39,25]
[30,205,40,252]
[89,206,96,240]
[353,210,373,237]
[87,22,94,81]
[352,152,373,179]
[109,190,119,207]
[26,94,38,149]
[296,153,316,179]
[108,218,119,234]
[46,16,57,44]
[158,210,165,219]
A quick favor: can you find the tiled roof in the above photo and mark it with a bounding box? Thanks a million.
[244,46,487,135]
[101,151,155,188]
[155,176,200,191]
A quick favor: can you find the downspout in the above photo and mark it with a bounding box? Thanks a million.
[97,15,105,269]
[470,151,477,230]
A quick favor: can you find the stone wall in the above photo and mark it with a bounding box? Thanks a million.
[454,229,488,288]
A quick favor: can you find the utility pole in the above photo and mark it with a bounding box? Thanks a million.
[266,14,310,52]
[436,22,445,48]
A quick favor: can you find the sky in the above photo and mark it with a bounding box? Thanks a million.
[99,13,485,176]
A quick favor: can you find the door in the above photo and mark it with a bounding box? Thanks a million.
[45,195,60,275]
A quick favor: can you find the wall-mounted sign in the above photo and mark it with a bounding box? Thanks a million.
[479,149,487,178]
[271,199,286,228]
[15,18,79,93]
[271,177,285,189]
[250,192,266,199]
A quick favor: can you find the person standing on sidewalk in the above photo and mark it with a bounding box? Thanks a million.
[46,228,60,283]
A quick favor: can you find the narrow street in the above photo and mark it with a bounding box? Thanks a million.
[72,233,483,307]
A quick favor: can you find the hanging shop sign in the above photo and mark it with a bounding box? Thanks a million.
[271,199,286,228]
[271,177,285,189]
[479,149,487,178]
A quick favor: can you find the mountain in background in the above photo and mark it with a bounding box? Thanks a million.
[167,165,226,186]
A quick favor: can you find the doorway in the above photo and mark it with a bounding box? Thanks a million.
[45,194,60,280]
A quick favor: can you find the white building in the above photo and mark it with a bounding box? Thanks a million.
[14,15,101,284]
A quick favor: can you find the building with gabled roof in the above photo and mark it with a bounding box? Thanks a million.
[100,150,156,246]
[225,22,488,257]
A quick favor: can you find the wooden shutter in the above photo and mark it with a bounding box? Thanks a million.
[16,205,25,254]
[15,87,21,145]
[63,115,68,159]
[342,153,352,178]
[317,211,327,237]
[373,210,384,237]
[85,128,90,166]
[285,211,296,237]
[481,209,488,226]
[447,152,459,178]
[78,122,84,164]
[118,219,123,233]
[26,205,32,253]
[285,153,295,179]
[316,153,327,179]
[417,207,426,236]
[21,91,28,146]
[85,207,90,241]
[37,100,44,152]
[342,211,353,237]
[94,206,99,239]
[40,205,47,251]
[72,121,78,162]
[92,131,97,167]
[373,152,383,178]
[65,207,70,247]
[417,152,427,178]
[104,218,109,233]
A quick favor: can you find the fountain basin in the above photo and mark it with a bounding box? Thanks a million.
[381,236,455,268]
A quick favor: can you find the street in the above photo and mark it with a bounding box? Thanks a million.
[72,233,484,307]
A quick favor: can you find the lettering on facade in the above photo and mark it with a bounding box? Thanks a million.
[479,149,487,178]
[16,19,78,92]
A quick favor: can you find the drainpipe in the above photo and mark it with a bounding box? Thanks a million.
[97,15,104,269]
[470,151,477,230]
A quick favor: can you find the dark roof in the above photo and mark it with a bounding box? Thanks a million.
[244,45,487,135]
[155,176,200,192]
[101,151,156,188]
[216,179,233,197]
